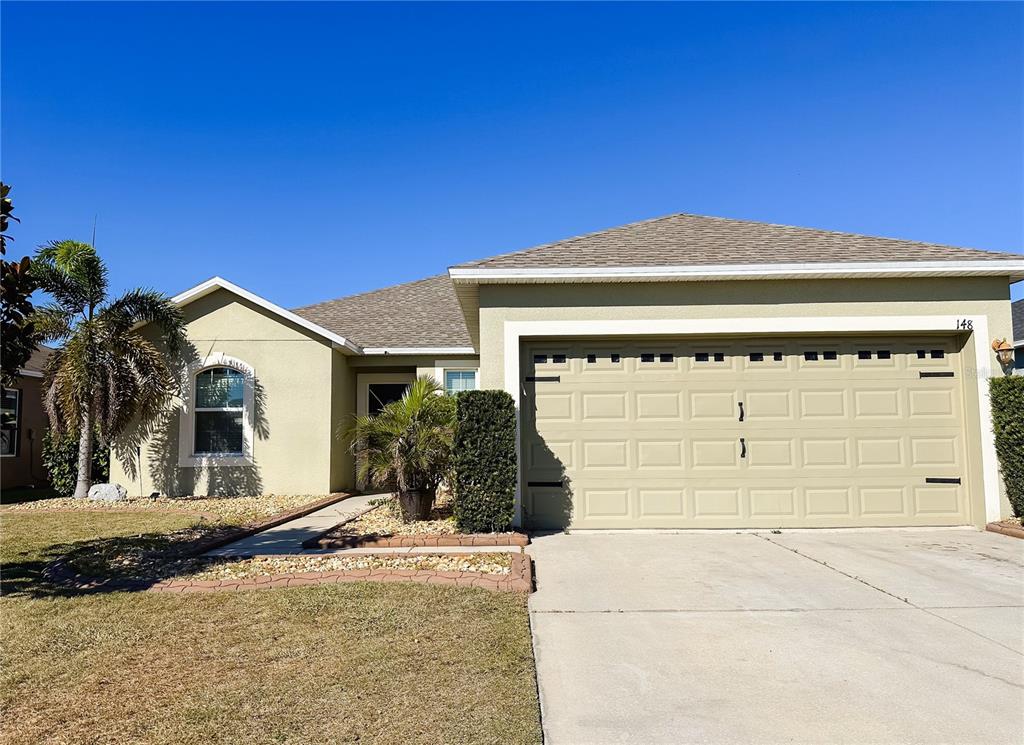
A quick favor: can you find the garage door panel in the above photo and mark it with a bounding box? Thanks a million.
[522,336,971,529]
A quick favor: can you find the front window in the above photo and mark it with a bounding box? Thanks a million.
[0,389,20,457]
[444,370,477,394]
[194,367,244,454]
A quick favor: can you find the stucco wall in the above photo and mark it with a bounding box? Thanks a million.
[476,276,1016,521]
[1,375,49,489]
[110,289,343,496]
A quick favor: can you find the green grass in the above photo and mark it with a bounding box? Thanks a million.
[0,512,542,745]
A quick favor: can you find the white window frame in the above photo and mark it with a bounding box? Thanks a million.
[443,368,478,394]
[1,388,21,458]
[178,353,255,467]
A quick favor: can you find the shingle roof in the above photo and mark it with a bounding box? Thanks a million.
[292,274,471,349]
[1013,299,1023,343]
[22,345,52,374]
[452,213,1022,269]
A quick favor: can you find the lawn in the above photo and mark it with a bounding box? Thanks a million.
[0,511,542,745]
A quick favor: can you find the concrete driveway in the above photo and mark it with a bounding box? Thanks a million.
[527,529,1024,744]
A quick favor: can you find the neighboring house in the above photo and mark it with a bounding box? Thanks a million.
[1013,299,1023,375]
[111,213,1024,528]
[1,346,51,489]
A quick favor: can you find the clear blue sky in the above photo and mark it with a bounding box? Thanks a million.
[3,2,1022,306]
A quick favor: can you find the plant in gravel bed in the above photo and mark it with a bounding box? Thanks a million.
[348,376,456,521]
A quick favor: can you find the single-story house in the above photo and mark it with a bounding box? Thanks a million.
[111,213,1023,529]
[1012,299,1023,375]
[2,346,52,489]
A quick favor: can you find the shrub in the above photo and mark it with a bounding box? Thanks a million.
[41,430,109,498]
[991,376,1024,518]
[347,377,456,521]
[452,390,517,533]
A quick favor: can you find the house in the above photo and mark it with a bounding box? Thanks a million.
[1013,299,1023,375]
[1,346,52,489]
[111,213,1024,528]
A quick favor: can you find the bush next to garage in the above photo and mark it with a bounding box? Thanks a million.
[452,390,517,533]
[990,376,1024,518]
[42,429,109,498]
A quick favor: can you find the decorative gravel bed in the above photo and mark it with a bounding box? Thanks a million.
[3,494,323,525]
[342,494,459,537]
[179,552,514,581]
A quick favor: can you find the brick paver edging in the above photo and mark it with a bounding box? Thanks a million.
[986,521,1024,539]
[46,552,534,594]
[303,531,529,550]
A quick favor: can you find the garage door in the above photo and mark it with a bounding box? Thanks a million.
[521,336,971,529]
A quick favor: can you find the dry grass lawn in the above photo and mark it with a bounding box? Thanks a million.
[0,512,542,745]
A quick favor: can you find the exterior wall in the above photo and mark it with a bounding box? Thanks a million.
[477,277,1016,521]
[111,289,340,496]
[1,375,49,489]
[330,352,356,492]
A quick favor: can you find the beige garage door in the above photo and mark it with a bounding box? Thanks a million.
[522,336,971,529]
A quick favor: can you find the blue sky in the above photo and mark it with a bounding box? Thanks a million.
[3,2,1022,306]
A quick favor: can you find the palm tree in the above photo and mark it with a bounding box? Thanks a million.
[31,240,187,499]
[348,376,456,521]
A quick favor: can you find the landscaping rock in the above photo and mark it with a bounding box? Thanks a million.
[87,483,128,502]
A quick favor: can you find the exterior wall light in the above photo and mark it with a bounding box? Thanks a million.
[991,338,1015,368]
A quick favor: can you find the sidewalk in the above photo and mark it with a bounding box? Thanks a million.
[204,493,381,556]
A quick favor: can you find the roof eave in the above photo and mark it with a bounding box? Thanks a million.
[449,260,1024,284]
[167,277,364,354]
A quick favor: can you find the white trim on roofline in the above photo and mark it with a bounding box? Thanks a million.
[361,346,477,356]
[170,277,363,354]
[450,259,1024,283]
[16,369,43,379]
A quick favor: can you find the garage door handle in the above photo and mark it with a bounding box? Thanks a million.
[740,438,747,458]
[738,402,745,422]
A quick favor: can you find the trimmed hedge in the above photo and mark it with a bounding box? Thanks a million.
[991,376,1024,518]
[41,430,109,498]
[452,390,517,533]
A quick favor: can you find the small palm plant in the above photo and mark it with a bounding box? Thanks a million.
[348,376,456,521]
[31,240,187,499]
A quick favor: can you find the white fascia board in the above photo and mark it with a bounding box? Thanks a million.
[361,346,477,356]
[169,277,363,354]
[449,259,1024,283]
[17,369,43,378]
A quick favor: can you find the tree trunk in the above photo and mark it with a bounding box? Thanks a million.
[397,489,433,522]
[72,410,93,499]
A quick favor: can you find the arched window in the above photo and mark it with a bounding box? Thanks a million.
[194,367,245,454]
[179,354,254,467]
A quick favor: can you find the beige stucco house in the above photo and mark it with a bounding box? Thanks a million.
[2,347,52,490]
[112,213,1024,529]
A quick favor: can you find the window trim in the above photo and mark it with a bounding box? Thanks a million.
[178,354,255,467]
[1,388,21,458]
[443,368,478,394]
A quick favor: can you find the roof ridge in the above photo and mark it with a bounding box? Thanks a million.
[292,273,450,312]
[452,213,684,268]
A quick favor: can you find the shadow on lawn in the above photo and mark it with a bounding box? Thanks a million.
[1,524,242,599]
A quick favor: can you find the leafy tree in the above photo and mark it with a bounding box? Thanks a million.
[32,240,187,498]
[1,183,39,387]
[348,376,456,521]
